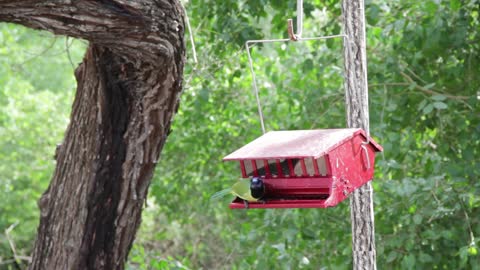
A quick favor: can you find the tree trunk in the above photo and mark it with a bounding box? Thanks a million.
[0,1,185,269]
[341,0,377,269]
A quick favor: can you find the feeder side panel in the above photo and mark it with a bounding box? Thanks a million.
[324,134,378,207]
[323,150,344,207]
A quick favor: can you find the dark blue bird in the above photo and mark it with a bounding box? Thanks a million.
[250,177,265,199]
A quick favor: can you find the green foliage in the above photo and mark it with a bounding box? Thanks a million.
[366,1,480,268]
[0,24,86,266]
[1,0,479,269]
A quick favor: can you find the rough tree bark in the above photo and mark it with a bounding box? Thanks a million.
[341,0,377,269]
[0,1,185,269]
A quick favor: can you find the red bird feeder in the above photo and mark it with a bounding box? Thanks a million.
[223,128,383,209]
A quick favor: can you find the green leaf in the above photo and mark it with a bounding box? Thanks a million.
[418,99,427,110]
[413,214,422,225]
[419,253,433,263]
[423,103,434,114]
[402,254,416,269]
[386,251,398,263]
[450,0,461,11]
[433,101,448,109]
[431,94,447,101]
[423,83,436,89]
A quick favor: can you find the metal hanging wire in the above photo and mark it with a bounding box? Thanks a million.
[246,34,349,134]
[246,0,354,134]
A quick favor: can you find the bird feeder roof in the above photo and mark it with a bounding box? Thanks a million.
[223,128,383,160]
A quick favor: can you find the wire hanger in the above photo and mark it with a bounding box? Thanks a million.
[245,0,351,134]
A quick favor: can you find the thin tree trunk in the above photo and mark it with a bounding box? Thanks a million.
[341,0,377,269]
[0,1,185,269]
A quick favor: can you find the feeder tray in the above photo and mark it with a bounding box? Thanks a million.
[223,128,383,209]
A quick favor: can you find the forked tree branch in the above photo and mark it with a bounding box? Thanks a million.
[0,1,186,269]
[0,0,184,64]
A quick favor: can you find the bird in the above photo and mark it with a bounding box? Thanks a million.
[211,177,266,208]
[250,177,265,200]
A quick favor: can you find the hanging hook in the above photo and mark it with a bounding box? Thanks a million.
[288,0,303,41]
[287,19,298,41]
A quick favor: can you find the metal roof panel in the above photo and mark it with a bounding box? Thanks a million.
[223,128,382,160]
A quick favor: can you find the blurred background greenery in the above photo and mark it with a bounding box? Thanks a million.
[0,0,479,269]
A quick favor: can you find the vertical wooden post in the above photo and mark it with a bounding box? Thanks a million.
[341,0,377,269]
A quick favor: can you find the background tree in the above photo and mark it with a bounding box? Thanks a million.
[342,0,377,268]
[0,0,185,269]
